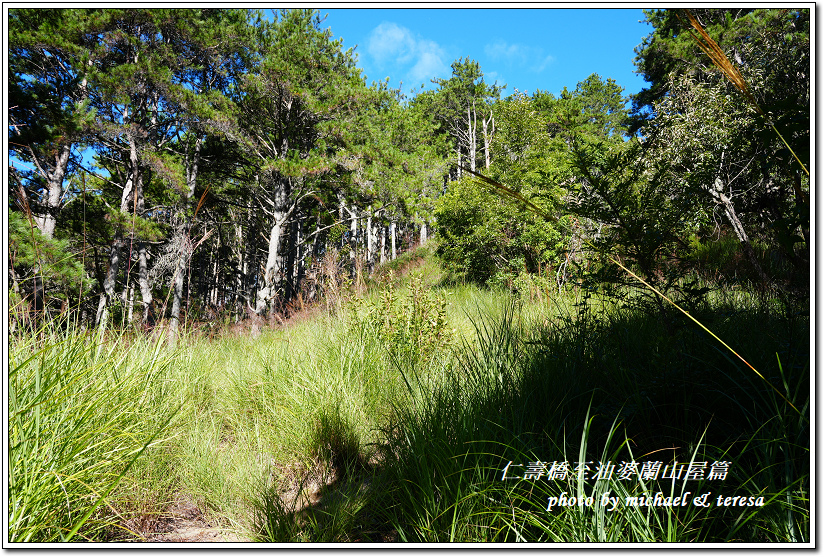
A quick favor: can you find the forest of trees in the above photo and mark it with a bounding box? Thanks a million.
[9,8,810,336]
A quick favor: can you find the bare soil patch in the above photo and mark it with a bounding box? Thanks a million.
[126,494,253,543]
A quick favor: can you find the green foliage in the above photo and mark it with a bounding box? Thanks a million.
[631,8,810,286]
[632,9,808,132]
[8,6,808,335]
[433,91,559,286]
[640,65,808,284]
[336,80,447,226]
[566,139,698,292]
[350,271,453,368]
[434,76,631,289]
[104,208,166,242]
[8,8,94,169]
[238,8,364,170]
[434,172,563,287]
[537,74,630,141]
[435,176,505,284]
[8,210,94,302]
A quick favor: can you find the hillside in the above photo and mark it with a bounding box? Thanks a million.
[9,244,809,543]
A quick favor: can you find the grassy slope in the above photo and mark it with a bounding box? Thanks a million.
[8,244,809,543]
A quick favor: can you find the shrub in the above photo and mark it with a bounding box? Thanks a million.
[350,271,453,368]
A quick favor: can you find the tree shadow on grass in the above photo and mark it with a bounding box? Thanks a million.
[376,299,809,542]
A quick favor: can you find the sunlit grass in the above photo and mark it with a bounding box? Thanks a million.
[9,251,808,543]
[9,321,177,542]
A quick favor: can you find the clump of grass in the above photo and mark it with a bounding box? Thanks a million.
[309,405,370,480]
[9,324,176,542]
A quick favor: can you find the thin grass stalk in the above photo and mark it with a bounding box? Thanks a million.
[459,165,556,223]
[607,255,802,417]
[678,8,809,178]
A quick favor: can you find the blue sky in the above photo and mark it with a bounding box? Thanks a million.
[318,8,654,99]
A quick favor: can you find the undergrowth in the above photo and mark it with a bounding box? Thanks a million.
[8,254,809,544]
[373,291,809,542]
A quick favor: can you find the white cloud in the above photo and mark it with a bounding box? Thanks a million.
[530,54,555,74]
[407,39,450,83]
[366,22,450,85]
[367,22,416,66]
[484,40,554,74]
[485,40,527,65]
[484,70,506,88]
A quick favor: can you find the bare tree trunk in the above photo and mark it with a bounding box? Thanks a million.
[295,219,305,297]
[257,216,285,314]
[97,131,141,328]
[711,177,769,284]
[390,220,397,260]
[338,193,347,250]
[206,236,217,308]
[298,221,305,289]
[212,229,221,307]
[310,220,322,301]
[211,259,219,306]
[120,276,129,315]
[168,231,190,338]
[255,176,294,315]
[482,113,494,170]
[380,225,387,265]
[169,136,202,341]
[284,216,299,301]
[30,143,72,240]
[467,105,477,172]
[137,243,152,324]
[337,190,359,270]
[96,236,123,327]
[126,284,135,324]
[14,57,92,242]
[366,207,377,274]
[348,203,358,276]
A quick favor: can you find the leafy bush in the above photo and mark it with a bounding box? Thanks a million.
[434,176,563,286]
[350,271,453,367]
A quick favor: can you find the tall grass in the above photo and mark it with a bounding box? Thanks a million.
[375,289,809,542]
[9,322,177,542]
[9,253,808,543]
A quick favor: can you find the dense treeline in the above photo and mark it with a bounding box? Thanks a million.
[9,8,809,337]
[435,8,809,304]
[9,8,449,335]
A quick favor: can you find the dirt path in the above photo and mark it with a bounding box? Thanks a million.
[135,496,252,543]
